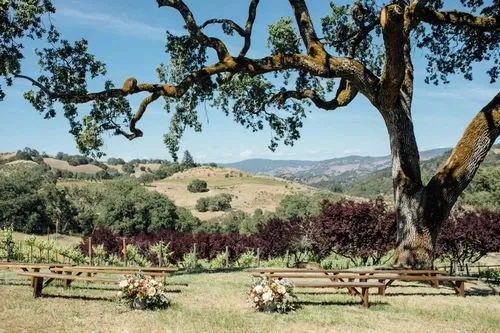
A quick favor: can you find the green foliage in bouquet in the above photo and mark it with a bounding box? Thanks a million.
[247,276,296,313]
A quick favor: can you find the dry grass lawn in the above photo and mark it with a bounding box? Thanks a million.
[0,269,499,333]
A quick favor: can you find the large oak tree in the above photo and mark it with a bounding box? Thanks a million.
[1,0,499,268]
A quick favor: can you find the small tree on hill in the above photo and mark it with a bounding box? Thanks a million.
[139,173,155,186]
[182,150,196,169]
[187,179,209,193]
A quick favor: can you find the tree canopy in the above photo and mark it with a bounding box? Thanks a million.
[1,0,499,268]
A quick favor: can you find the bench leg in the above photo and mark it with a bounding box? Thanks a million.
[361,287,369,308]
[455,281,465,297]
[378,280,386,296]
[431,274,439,288]
[33,277,44,298]
[30,268,40,287]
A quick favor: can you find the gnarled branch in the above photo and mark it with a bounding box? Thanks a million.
[426,92,500,212]
[271,79,358,111]
[157,0,230,60]
[288,0,325,57]
[200,19,245,36]
[379,4,406,110]
[414,7,499,30]
[239,0,260,57]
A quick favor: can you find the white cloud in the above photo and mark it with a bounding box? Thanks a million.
[420,86,498,102]
[57,7,171,40]
[344,149,361,155]
[307,149,321,155]
[240,149,254,158]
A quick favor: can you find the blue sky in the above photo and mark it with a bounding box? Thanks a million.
[1,0,498,163]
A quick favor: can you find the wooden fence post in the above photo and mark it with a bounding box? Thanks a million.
[159,242,163,267]
[285,250,289,267]
[225,246,229,268]
[88,237,92,266]
[122,238,127,267]
[256,248,260,267]
[193,243,197,269]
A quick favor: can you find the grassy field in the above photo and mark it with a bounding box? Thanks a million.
[0,269,499,333]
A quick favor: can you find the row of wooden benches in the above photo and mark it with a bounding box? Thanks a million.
[0,263,178,298]
[247,268,476,308]
[1,263,477,308]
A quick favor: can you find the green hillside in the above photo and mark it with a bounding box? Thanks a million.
[320,144,500,211]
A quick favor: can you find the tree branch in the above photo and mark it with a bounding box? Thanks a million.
[288,0,325,57]
[379,4,406,110]
[200,19,245,36]
[414,7,499,30]
[18,49,379,143]
[426,92,500,225]
[128,92,161,139]
[239,0,260,57]
[272,79,358,111]
[157,0,230,60]
[14,74,53,97]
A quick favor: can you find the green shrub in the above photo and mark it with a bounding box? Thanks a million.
[210,252,228,269]
[187,179,209,193]
[260,257,288,267]
[237,250,256,267]
[195,197,210,212]
[195,194,232,212]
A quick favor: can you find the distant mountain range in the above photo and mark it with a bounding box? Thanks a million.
[223,148,452,185]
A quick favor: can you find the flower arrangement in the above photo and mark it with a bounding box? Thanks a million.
[118,273,170,310]
[247,276,296,313]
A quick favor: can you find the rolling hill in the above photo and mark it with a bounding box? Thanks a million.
[223,148,450,185]
[150,166,332,220]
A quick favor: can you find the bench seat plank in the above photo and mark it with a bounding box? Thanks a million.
[17,272,117,283]
[50,267,170,276]
[292,281,384,308]
[254,273,475,297]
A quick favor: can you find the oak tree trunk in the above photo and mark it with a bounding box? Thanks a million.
[388,93,500,269]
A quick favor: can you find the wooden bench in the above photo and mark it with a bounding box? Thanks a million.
[1,263,68,287]
[49,267,174,288]
[71,266,178,272]
[252,272,475,297]
[17,272,117,298]
[289,280,385,308]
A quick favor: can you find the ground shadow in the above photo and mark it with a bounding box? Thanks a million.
[293,300,389,308]
[41,294,115,302]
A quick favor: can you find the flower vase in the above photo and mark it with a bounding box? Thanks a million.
[261,303,278,313]
[132,298,147,310]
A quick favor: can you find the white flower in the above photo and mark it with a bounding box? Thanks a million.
[254,296,259,302]
[119,280,128,288]
[254,285,264,294]
[262,291,273,302]
[134,282,139,287]
[117,291,123,297]
[277,285,286,295]
[147,287,156,297]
